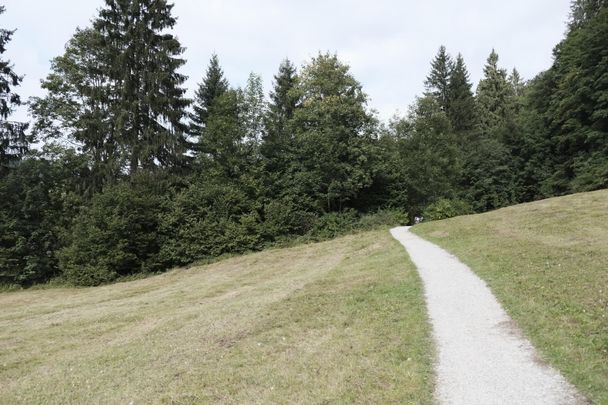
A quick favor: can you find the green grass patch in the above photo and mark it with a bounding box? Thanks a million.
[0,230,433,404]
[413,189,608,403]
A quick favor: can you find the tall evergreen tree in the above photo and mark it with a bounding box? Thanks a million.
[32,0,190,179]
[475,50,515,135]
[189,54,229,145]
[265,59,299,142]
[0,6,28,176]
[509,68,525,97]
[200,89,244,178]
[569,0,608,28]
[447,53,476,132]
[94,0,190,174]
[461,136,518,211]
[424,45,453,113]
[540,4,608,192]
[261,59,299,183]
[507,68,527,124]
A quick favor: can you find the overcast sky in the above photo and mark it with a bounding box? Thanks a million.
[3,0,571,122]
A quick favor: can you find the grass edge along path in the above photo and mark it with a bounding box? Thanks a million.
[413,189,608,404]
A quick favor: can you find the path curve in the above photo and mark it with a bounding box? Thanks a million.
[390,226,585,405]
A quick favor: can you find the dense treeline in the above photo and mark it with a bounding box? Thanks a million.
[1,0,607,286]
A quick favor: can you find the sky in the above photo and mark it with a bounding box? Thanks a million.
[3,0,571,123]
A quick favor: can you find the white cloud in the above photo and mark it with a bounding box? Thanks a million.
[3,0,571,122]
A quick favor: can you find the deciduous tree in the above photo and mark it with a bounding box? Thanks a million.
[290,53,376,212]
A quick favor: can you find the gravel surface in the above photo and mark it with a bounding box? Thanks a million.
[390,226,586,405]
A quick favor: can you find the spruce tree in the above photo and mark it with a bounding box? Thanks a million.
[569,0,608,28]
[94,0,189,173]
[540,4,608,191]
[0,6,28,175]
[266,59,299,142]
[475,50,514,135]
[32,0,190,179]
[190,54,229,145]
[461,136,518,211]
[424,46,453,113]
[447,54,476,132]
[509,68,525,97]
[507,68,526,120]
[200,89,244,178]
[262,59,299,176]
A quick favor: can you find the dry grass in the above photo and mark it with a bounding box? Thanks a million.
[0,230,433,404]
[414,189,608,403]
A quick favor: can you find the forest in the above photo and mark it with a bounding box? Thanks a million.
[0,0,606,287]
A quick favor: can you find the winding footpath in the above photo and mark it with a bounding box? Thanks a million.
[390,227,585,405]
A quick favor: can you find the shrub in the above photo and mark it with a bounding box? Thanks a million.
[307,209,359,240]
[59,180,165,286]
[305,208,409,241]
[422,198,473,221]
[0,159,63,286]
[357,208,410,230]
[159,181,264,266]
[262,197,318,240]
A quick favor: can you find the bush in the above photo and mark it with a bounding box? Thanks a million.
[305,208,409,241]
[262,197,318,240]
[307,209,359,240]
[59,180,165,286]
[422,198,473,221]
[0,159,63,286]
[357,208,410,230]
[159,181,264,266]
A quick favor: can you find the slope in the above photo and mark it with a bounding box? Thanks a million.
[0,230,433,404]
[414,189,608,403]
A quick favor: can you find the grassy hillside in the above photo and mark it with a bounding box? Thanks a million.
[414,189,608,403]
[0,230,433,404]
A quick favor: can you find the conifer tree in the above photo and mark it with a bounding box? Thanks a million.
[424,46,453,113]
[539,3,608,191]
[32,0,190,179]
[94,0,189,173]
[0,6,28,175]
[475,50,514,135]
[569,0,608,28]
[508,68,526,119]
[201,89,244,178]
[190,54,229,144]
[262,59,299,175]
[265,59,299,142]
[447,54,476,132]
[509,68,525,97]
[258,59,300,201]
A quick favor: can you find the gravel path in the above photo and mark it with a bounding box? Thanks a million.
[390,226,585,405]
